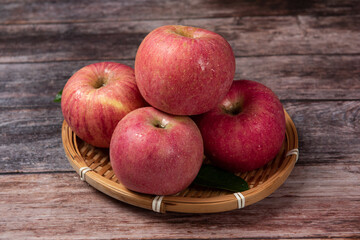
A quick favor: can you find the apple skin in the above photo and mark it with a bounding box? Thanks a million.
[61,62,147,148]
[195,80,286,172]
[135,25,235,116]
[110,107,204,195]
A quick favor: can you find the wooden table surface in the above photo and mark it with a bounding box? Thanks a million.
[1,0,360,239]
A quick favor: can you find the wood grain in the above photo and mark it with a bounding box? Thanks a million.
[0,108,67,173]
[1,101,359,173]
[235,55,360,100]
[0,167,359,239]
[1,0,359,25]
[283,101,360,161]
[0,15,359,63]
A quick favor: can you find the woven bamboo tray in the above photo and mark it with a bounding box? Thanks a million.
[62,110,298,213]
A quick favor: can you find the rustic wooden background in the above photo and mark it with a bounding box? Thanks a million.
[1,0,359,239]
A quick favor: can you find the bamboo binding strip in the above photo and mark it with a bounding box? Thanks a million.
[62,110,299,213]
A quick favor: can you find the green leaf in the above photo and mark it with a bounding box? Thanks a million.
[193,164,249,192]
[54,89,63,102]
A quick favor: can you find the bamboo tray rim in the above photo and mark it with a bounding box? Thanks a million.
[62,109,299,213]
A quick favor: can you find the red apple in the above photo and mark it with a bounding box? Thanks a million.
[195,80,286,172]
[61,62,147,148]
[110,107,204,195]
[135,25,235,116]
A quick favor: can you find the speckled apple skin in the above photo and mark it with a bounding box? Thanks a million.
[61,62,147,148]
[135,25,235,116]
[110,107,204,195]
[195,80,286,172]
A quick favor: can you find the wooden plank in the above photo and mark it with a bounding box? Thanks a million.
[284,101,360,157]
[0,167,359,239]
[1,0,359,25]
[237,55,360,100]
[1,101,359,173]
[0,15,359,63]
[0,108,68,173]
[0,55,359,111]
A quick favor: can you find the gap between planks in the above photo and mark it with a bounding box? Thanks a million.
[0,53,360,65]
[1,13,360,26]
